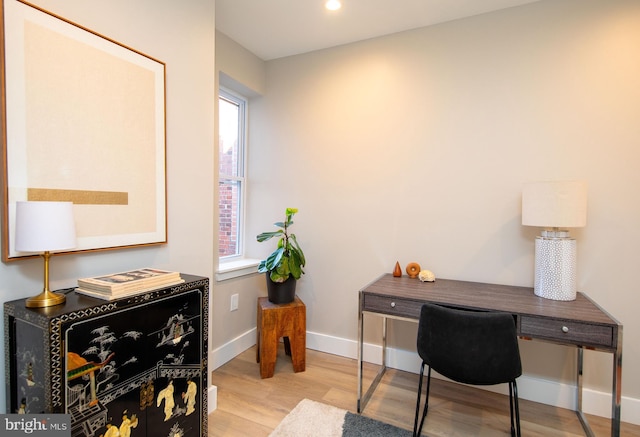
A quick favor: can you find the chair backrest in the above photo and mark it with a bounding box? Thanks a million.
[417,303,522,385]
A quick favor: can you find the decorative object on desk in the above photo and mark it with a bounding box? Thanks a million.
[14,201,76,308]
[76,268,184,300]
[393,261,402,277]
[522,180,587,301]
[418,270,435,282]
[257,208,306,304]
[405,262,421,278]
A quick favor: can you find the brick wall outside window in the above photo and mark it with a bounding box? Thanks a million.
[219,90,245,259]
[219,137,239,257]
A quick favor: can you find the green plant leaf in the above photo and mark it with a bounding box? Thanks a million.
[264,247,284,271]
[275,256,290,276]
[290,234,306,266]
[257,260,268,273]
[288,251,303,279]
[256,230,283,242]
[270,270,287,282]
[269,256,291,282]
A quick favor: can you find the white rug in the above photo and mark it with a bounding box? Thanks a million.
[269,399,412,437]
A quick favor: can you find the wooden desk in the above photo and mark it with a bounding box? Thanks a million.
[357,274,622,437]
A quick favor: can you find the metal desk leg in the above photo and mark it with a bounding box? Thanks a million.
[575,346,622,437]
[611,343,623,437]
[357,298,364,412]
[575,347,595,437]
[357,313,388,413]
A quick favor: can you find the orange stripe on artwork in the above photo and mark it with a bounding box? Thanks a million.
[28,188,128,205]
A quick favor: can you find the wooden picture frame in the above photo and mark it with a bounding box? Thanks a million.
[1,0,167,260]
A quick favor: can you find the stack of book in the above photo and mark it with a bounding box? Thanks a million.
[75,268,184,300]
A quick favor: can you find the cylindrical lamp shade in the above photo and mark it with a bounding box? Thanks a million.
[522,181,587,228]
[15,201,77,252]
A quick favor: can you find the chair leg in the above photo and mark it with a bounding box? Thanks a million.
[419,367,432,435]
[413,363,425,437]
[509,382,515,436]
[513,381,521,437]
[509,381,521,437]
[413,364,432,437]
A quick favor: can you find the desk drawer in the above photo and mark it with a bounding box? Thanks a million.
[520,316,614,348]
[362,294,420,319]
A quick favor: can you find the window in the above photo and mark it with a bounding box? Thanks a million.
[218,89,246,259]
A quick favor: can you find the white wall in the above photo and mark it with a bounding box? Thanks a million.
[0,0,216,413]
[238,0,639,422]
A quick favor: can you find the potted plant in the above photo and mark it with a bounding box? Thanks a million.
[257,207,306,303]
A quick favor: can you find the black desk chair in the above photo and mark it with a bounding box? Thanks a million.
[413,303,522,437]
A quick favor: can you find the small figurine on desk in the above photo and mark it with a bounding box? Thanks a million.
[393,262,402,277]
[419,270,436,282]
[406,262,421,278]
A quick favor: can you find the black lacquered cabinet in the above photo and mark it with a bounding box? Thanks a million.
[4,274,209,437]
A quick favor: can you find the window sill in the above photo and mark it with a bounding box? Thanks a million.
[216,258,261,282]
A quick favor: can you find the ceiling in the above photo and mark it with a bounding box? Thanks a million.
[215,0,542,61]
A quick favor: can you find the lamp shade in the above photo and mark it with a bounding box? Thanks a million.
[522,180,587,228]
[15,201,76,252]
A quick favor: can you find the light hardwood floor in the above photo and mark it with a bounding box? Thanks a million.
[209,346,639,436]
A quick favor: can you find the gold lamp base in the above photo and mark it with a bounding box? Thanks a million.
[24,251,67,308]
[26,290,66,308]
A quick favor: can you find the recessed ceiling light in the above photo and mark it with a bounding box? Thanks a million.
[325,0,341,11]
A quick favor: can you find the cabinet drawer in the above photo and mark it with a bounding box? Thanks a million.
[520,316,614,348]
[362,294,420,319]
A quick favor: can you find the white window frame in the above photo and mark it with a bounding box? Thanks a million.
[216,87,259,281]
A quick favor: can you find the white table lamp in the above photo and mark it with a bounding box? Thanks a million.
[15,201,77,308]
[522,181,587,301]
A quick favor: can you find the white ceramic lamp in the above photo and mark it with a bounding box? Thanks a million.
[15,201,77,308]
[522,181,587,301]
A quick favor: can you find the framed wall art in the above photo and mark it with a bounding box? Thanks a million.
[1,0,167,260]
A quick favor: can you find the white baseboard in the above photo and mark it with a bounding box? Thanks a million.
[210,327,257,371]
[211,329,639,426]
[208,385,217,414]
[208,328,256,415]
